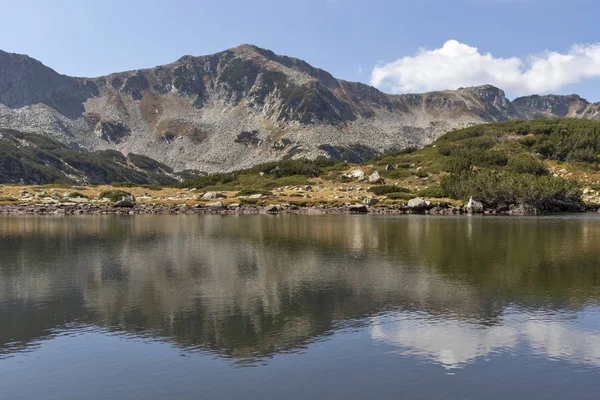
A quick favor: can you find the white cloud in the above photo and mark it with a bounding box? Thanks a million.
[370,40,600,95]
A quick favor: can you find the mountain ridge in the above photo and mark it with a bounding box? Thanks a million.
[1,45,599,173]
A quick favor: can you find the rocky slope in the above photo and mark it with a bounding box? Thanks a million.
[1,44,599,173]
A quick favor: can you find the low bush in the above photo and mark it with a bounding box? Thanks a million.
[368,185,410,195]
[112,181,137,188]
[141,184,163,191]
[441,171,581,211]
[386,192,414,200]
[67,192,89,199]
[417,185,445,198]
[506,154,548,176]
[99,190,131,203]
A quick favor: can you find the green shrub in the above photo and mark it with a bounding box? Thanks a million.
[441,171,581,211]
[67,192,89,199]
[239,198,258,205]
[417,185,445,198]
[368,185,410,195]
[99,190,131,203]
[386,192,414,200]
[141,184,163,191]
[112,181,137,188]
[0,196,18,202]
[507,154,548,176]
[414,170,429,178]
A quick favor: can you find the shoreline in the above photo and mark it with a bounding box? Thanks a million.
[0,202,598,216]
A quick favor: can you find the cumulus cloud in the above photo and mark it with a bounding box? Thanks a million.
[370,40,600,95]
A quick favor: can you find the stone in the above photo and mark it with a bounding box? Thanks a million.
[351,170,366,179]
[348,204,368,213]
[368,171,384,184]
[304,185,312,191]
[248,194,263,199]
[114,195,136,208]
[363,197,379,206]
[264,204,282,213]
[407,197,428,209]
[205,201,225,208]
[465,197,484,214]
[202,192,226,200]
[508,204,538,215]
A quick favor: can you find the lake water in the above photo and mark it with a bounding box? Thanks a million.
[1,214,600,399]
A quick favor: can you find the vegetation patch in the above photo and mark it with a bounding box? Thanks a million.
[368,185,410,196]
[99,190,132,203]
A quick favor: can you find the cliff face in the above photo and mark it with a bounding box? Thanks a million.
[1,45,599,173]
[512,94,600,120]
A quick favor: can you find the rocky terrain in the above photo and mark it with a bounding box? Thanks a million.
[1,44,600,174]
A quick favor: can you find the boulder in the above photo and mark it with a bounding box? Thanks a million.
[114,195,136,208]
[248,194,263,199]
[351,170,366,179]
[205,201,225,208]
[407,197,429,209]
[385,164,394,171]
[368,171,384,184]
[264,204,283,213]
[348,204,368,213]
[465,197,484,214]
[202,192,226,200]
[508,204,538,215]
[363,197,379,206]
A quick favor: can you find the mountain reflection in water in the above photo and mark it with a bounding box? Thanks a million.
[1,214,600,372]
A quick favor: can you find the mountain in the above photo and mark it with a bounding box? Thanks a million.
[1,44,599,174]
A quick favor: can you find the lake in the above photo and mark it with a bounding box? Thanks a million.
[1,214,600,399]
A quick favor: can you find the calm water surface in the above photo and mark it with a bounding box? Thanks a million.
[1,214,600,399]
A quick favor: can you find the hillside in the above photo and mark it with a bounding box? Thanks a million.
[166,118,600,213]
[0,128,181,185]
[1,45,599,174]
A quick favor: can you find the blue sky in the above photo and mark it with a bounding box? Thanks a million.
[1,0,599,100]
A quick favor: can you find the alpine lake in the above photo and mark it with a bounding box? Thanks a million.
[2,214,600,399]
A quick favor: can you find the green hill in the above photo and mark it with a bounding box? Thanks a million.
[0,128,180,185]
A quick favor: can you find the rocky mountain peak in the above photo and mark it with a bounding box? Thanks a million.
[1,45,600,174]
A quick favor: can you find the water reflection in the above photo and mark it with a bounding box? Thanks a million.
[1,214,600,368]
[371,309,600,370]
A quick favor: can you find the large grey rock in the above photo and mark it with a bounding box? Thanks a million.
[114,195,136,208]
[264,204,283,213]
[465,197,484,214]
[363,197,379,206]
[248,194,263,199]
[348,204,368,213]
[205,201,225,208]
[508,203,538,215]
[202,192,226,200]
[351,170,366,179]
[407,197,429,209]
[368,171,384,184]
